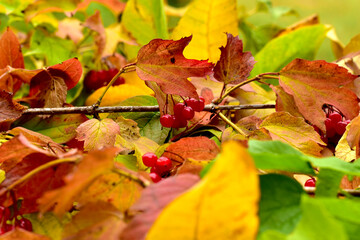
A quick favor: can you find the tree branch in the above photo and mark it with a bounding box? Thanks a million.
[21,103,275,115]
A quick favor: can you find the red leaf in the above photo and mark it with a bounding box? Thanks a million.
[279,59,359,131]
[0,90,26,130]
[136,36,214,98]
[0,228,50,240]
[121,174,199,240]
[214,33,255,84]
[29,58,82,108]
[0,28,25,92]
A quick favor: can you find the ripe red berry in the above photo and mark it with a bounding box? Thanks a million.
[84,70,100,91]
[335,121,347,135]
[304,178,316,187]
[172,116,187,129]
[182,106,195,120]
[149,172,162,183]
[174,102,186,116]
[186,97,205,112]
[15,218,33,231]
[160,114,175,128]
[156,156,172,173]
[325,118,336,138]
[328,112,342,124]
[142,152,158,167]
[107,68,125,86]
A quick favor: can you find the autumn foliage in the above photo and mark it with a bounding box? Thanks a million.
[0,0,360,239]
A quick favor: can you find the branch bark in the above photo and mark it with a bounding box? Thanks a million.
[22,103,275,115]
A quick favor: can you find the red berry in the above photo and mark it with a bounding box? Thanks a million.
[186,97,205,112]
[84,70,100,91]
[142,152,158,167]
[174,103,186,117]
[107,68,125,86]
[328,112,342,124]
[304,178,316,187]
[335,121,347,135]
[15,218,32,231]
[325,118,336,138]
[182,106,195,120]
[172,116,187,128]
[160,114,175,128]
[149,172,162,183]
[156,156,172,173]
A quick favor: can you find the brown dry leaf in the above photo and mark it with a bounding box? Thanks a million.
[136,36,214,99]
[162,136,220,167]
[29,58,82,108]
[279,58,359,132]
[0,228,50,240]
[276,14,319,37]
[260,112,324,156]
[76,118,121,151]
[38,148,119,216]
[0,90,26,129]
[121,174,200,240]
[84,11,106,58]
[0,28,25,92]
[214,33,255,85]
[146,141,259,240]
[62,201,125,240]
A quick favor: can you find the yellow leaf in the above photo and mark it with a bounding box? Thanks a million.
[260,112,324,156]
[335,125,355,162]
[343,33,360,55]
[171,0,238,62]
[146,141,259,240]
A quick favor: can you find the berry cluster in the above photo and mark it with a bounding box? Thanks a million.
[0,206,32,234]
[304,178,316,187]
[84,68,125,91]
[142,153,173,183]
[160,97,205,129]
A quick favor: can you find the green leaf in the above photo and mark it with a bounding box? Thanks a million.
[27,29,76,65]
[259,174,303,235]
[86,2,116,27]
[109,96,170,145]
[25,212,70,240]
[251,24,328,78]
[22,114,88,143]
[319,198,360,240]
[288,195,348,240]
[122,0,168,45]
[114,155,138,171]
[315,168,344,197]
[248,140,315,174]
[308,156,360,176]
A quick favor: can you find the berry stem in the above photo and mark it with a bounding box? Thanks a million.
[213,72,279,104]
[218,112,248,137]
[93,62,137,109]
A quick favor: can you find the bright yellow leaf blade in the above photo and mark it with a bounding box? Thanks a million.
[171,0,238,62]
[146,141,259,240]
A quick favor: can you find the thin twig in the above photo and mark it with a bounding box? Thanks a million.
[21,103,275,115]
[304,187,360,197]
[218,112,248,137]
[112,168,150,188]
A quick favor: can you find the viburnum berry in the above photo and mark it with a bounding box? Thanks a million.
[155,156,172,173]
[186,96,205,112]
[325,118,336,138]
[172,116,188,129]
[328,112,342,123]
[15,218,33,231]
[142,152,158,167]
[160,114,175,128]
[335,121,347,135]
[182,106,195,120]
[149,172,162,183]
[304,178,316,187]
[174,102,186,116]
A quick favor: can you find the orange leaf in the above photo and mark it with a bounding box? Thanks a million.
[260,112,324,156]
[0,28,24,92]
[76,118,121,151]
[136,36,214,98]
[0,228,50,240]
[279,58,359,132]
